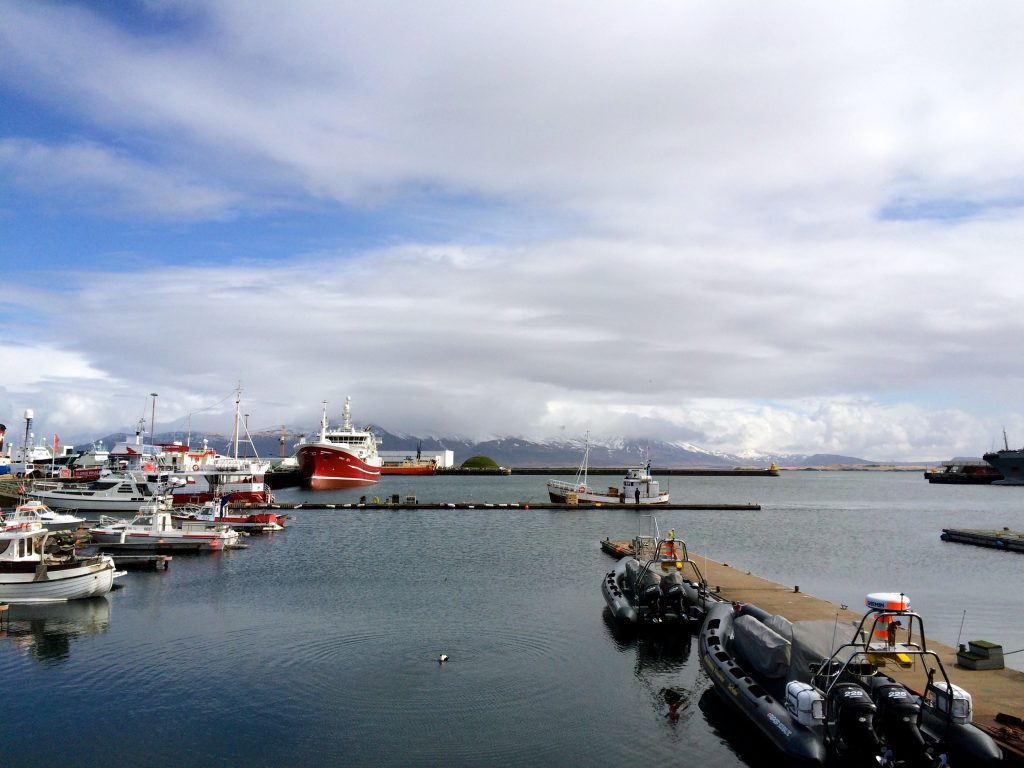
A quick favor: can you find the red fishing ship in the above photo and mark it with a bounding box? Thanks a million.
[296,397,382,490]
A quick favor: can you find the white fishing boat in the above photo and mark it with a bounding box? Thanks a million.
[0,518,118,603]
[547,438,670,505]
[3,500,86,533]
[89,506,240,551]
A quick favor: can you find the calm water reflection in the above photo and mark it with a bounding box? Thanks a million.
[1,471,1020,766]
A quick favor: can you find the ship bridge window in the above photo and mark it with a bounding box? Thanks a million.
[0,539,12,556]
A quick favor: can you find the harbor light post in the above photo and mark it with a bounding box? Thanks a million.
[22,408,33,470]
[150,393,158,445]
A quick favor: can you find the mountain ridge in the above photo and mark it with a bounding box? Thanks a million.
[84,428,880,468]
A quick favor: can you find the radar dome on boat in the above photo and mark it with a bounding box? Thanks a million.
[865,592,910,611]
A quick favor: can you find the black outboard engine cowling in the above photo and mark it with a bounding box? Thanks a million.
[872,682,930,766]
[660,571,685,614]
[830,683,881,757]
[639,583,661,611]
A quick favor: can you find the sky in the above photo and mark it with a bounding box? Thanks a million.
[2,0,1024,461]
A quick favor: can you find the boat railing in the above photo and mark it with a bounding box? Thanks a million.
[810,607,963,737]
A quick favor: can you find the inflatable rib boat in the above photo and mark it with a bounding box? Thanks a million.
[601,520,708,630]
[699,593,1003,766]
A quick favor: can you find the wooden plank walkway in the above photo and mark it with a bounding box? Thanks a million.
[603,538,1024,761]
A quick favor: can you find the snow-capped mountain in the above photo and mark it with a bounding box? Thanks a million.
[88,428,873,468]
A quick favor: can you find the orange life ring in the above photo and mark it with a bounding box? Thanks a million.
[192,464,200,471]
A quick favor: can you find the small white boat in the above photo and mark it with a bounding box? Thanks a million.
[89,506,241,551]
[547,438,669,505]
[0,518,118,603]
[4,500,86,533]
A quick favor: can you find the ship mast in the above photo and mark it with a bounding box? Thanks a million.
[319,400,329,442]
[232,384,242,459]
[342,396,352,431]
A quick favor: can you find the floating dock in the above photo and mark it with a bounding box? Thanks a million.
[109,554,172,571]
[511,467,779,476]
[269,501,760,511]
[942,528,1024,553]
[601,537,1024,761]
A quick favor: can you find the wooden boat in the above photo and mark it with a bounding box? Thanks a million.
[0,519,118,603]
[547,437,668,505]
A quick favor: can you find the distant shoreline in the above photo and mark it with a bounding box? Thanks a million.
[510,464,929,474]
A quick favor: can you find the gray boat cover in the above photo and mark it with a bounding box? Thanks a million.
[733,614,792,679]
[734,610,860,686]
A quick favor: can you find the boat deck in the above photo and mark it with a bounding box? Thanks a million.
[603,538,1024,762]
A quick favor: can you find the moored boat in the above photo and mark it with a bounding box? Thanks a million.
[983,432,1024,485]
[699,593,1003,766]
[3,500,86,533]
[380,442,437,475]
[926,459,1002,484]
[602,518,707,629]
[547,438,669,504]
[89,506,240,551]
[172,495,286,533]
[380,458,436,475]
[295,397,382,490]
[27,472,170,513]
[0,519,118,603]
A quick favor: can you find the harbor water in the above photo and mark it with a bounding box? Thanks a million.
[2,471,1021,767]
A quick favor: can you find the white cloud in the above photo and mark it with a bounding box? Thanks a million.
[0,139,241,219]
[3,2,1024,460]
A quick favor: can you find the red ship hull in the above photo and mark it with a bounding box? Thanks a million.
[296,444,381,490]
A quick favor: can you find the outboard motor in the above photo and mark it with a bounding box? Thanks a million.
[638,570,662,613]
[830,682,881,758]
[871,681,930,765]
[660,571,686,616]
